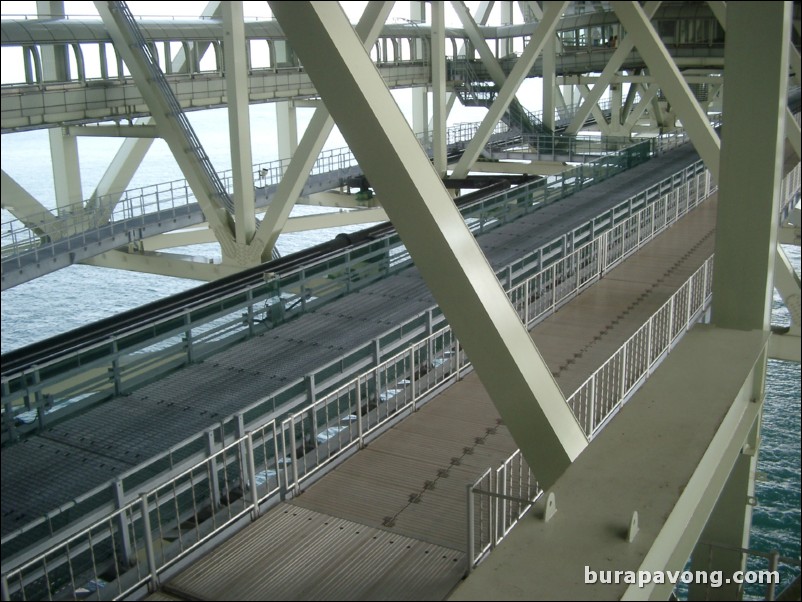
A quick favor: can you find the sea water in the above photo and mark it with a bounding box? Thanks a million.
[1,104,799,598]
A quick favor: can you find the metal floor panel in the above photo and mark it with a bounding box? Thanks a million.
[163,504,465,601]
[290,371,519,551]
[0,437,130,535]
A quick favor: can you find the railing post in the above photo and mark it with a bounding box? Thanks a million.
[686,276,694,331]
[306,374,317,441]
[466,483,475,576]
[766,550,780,601]
[246,289,255,337]
[589,376,596,436]
[245,432,260,518]
[620,344,628,401]
[668,295,675,349]
[372,339,382,404]
[205,429,221,511]
[524,279,530,327]
[356,379,365,448]
[409,346,417,409]
[289,417,300,495]
[139,493,160,592]
[113,478,134,568]
[0,575,10,602]
[184,311,194,364]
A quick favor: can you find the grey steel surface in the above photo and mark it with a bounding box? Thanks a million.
[163,504,466,601]
[0,144,701,540]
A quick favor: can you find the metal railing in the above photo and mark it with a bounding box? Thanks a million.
[468,252,716,570]
[0,146,721,601]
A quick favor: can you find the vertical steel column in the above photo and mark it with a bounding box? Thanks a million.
[711,2,790,331]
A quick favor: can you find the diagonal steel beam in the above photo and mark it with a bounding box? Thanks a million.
[428,2,492,134]
[1,170,58,237]
[250,1,394,260]
[576,85,611,135]
[223,1,256,247]
[565,1,660,134]
[451,1,569,179]
[711,2,790,331]
[613,1,720,178]
[95,0,234,238]
[268,1,587,489]
[87,1,223,222]
[450,0,510,85]
[624,83,660,130]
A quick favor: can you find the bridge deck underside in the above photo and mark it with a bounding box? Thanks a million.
[0,144,701,540]
[155,189,717,601]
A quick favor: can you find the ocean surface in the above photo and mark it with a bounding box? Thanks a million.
[1,104,799,598]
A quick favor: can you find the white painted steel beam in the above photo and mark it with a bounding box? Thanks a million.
[565,1,660,135]
[623,84,659,130]
[63,125,160,138]
[48,128,83,212]
[82,249,237,281]
[222,1,256,249]
[411,1,428,142]
[450,1,509,85]
[451,2,569,180]
[773,245,801,334]
[282,208,388,233]
[276,101,298,164]
[432,1,448,176]
[250,1,393,261]
[711,2,790,331]
[542,32,557,132]
[785,108,801,161]
[707,0,726,28]
[468,160,568,176]
[1,170,57,235]
[769,331,802,363]
[500,0,514,57]
[613,1,721,178]
[269,0,587,489]
[576,85,611,136]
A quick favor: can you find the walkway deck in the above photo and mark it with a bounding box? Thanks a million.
[151,193,718,601]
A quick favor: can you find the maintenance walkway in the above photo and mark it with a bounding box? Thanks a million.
[149,172,719,602]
